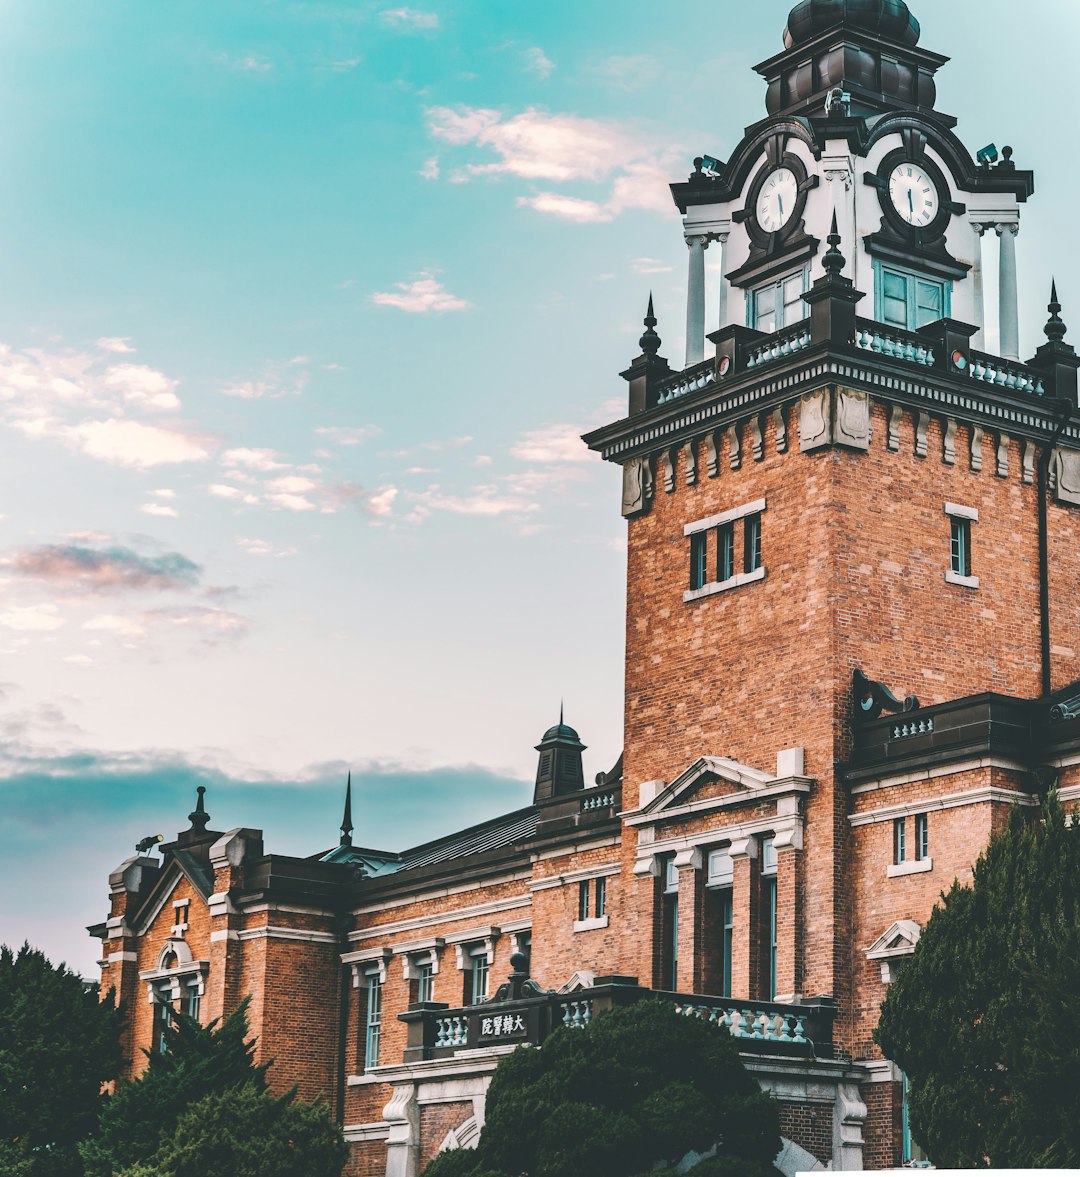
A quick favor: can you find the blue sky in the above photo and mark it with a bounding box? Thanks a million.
[0,0,1076,976]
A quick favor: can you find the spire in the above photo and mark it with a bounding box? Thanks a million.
[639,294,661,357]
[822,211,847,278]
[187,786,209,833]
[340,772,354,847]
[1045,279,1067,344]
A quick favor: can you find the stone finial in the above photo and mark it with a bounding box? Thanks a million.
[822,211,846,277]
[998,145,1015,171]
[639,294,661,357]
[340,771,354,847]
[1045,279,1067,344]
[187,786,210,832]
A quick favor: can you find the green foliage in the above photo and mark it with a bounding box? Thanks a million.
[876,793,1080,1167]
[81,998,269,1177]
[116,1084,347,1177]
[0,942,123,1177]
[421,1000,780,1177]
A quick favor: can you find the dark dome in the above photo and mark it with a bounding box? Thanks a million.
[784,0,920,49]
[542,721,581,743]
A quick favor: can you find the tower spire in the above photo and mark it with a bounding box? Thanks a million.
[639,294,661,357]
[187,785,209,833]
[340,772,354,847]
[822,210,847,277]
[1045,279,1067,343]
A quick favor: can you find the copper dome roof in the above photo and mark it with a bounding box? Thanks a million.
[784,0,920,49]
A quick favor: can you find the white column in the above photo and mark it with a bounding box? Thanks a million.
[969,222,988,350]
[824,159,855,282]
[685,234,709,367]
[715,232,730,335]
[997,222,1019,361]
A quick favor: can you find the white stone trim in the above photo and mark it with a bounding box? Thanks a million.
[850,785,1036,827]
[866,920,922,983]
[573,915,609,933]
[342,945,392,987]
[684,497,766,536]
[625,778,812,828]
[849,756,1033,794]
[944,501,979,521]
[684,565,766,603]
[635,813,802,877]
[342,1121,391,1143]
[347,894,529,943]
[945,570,980,589]
[132,875,182,936]
[346,868,532,918]
[139,945,210,1003]
[209,929,238,942]
[887,857,933,878]
[673,846,703,871]
[107,951,138,963]
[392,938,445,980]
[452,930,500,969]
[236,926,338,945]
[530,833,620,862]
[858,1058,902,1084]
[528,862,620,892]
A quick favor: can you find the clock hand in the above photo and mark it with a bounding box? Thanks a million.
[778,194,784,219]
[908,188,914,216]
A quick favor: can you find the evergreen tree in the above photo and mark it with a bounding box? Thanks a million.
[81,998,269,1177]
[116,1084,347,1177]
[876,792,1080,1167]
[0,943,122,1177]
[422,1000,780,1177]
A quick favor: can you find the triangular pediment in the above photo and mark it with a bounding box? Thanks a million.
[131,854,212,937]
[866,919,922,960]
[639,756,776,817]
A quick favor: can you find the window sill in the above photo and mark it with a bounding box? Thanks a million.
[684,566,766,604]
[945,571,979,589]
[346,1072,388,1087]
[887,857,933,878]
[573,915,609,933]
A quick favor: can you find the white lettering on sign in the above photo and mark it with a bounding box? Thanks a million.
[480,1014,526,1037]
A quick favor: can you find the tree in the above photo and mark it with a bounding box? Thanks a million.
[0,942,123,1177]
[422,1000,781,1177]
[876,793,1080,1167]
[116,1084,347,1177]
[81,999,270,1177]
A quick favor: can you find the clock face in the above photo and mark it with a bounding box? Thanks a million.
[889,163,940,227]
[756,167,799,233]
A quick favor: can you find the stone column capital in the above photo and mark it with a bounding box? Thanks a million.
[824,168,853,190]
[684,233,711,250]
[970,220,992,237]
[995,221,1019,237]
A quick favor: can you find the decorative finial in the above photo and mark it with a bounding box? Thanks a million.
[822,211,846,277]
[1045,279,1067,344]
[187,785,209,832]
[559,700,564,726]
[639,294,661,356]
[340,772,354,847]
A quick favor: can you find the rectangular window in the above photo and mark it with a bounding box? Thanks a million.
[185,984,200,1022]
[364,975,382,1069]
[915,813,929,862]
[469,953,489,1005]
[950,517,971,577]
[661,857,679,992]
[718,523,735,583]
[875,262,950,331]
[749,269,808,334]
[894,818,907,865]
[690,531,709,591]
[594,876,607,919]
[416,962,434,1004]
[721,888,734,999]
[155,993,172,1055]
[761,837,778,1001]
[744,514,762,575]
[578,879,591,922]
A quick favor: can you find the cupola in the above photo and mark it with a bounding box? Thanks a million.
[783,0,920,49]
[533,711,586,805]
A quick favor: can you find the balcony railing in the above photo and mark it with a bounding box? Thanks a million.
[400,975,836,1064]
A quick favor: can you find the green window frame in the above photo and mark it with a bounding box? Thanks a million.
[874,262,951,331]
[747,268,809,334]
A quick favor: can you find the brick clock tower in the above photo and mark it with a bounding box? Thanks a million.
[585,0,1080,1163]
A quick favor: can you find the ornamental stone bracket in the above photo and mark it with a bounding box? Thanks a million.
[1053,447,1080,507]
[799,387,870,453]
[621,454,655,518]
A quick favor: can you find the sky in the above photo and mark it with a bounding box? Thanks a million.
[1,0,1078,978]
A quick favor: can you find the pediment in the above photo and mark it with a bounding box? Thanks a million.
[866,919,922,960]
[131,855,211,937]
[638,756,783,818]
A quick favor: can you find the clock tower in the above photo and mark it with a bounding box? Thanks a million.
[586,0,1080,1165]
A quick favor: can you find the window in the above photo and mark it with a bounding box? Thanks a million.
[748,269,808,333]
[594,875,607,919]
[416,962,434,1004]
[364,974,382,1069]
[469,952,489,1005]
[718,523,735,584]
[185,982,200,1022]
[761,837,778,1000]
[720,889,734,999]
[661,857,679,992]
[915,813,929,862]
[690,531,709,591]
[154,990,173,1055]
[902,1073,929,1164]
[894,818,907,865]
[744,513,762,575]
[950,517,971,577]
[578,879,591,922]
[875,262,950,331]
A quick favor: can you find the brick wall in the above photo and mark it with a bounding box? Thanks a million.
[777,1100,833,1164]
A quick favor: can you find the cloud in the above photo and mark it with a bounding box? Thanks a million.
[141,503,179,518]
[7,543,201,594]
[221,380,274,400]
[510,423,596,463]
[408,485,539,521]
[385,435,473,458]
[150,489,176,499]
[0,605,65,632]
[102,364,181,411]
[523,48,555,79]
[213,52,273,72]
[65,419,211,467]
[95,337,135,354]
[419,157,440,180]
[239,538,297,558]
[314,425,382,446]
[592,54,660,90]
[366,486,398,517]
[632,257,674,274]
[144,606,248,641]
[209,483,243,499]
[83,613,145,638]
[222,447,288,472]
[515,192,613,223]
[380,7,439,30]
[372,272,470,314]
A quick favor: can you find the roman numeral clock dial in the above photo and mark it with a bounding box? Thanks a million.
[756,166,799,233]
[889,163,939,227]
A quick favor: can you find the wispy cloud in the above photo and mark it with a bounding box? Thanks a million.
[511,423,596,463]
[632,257,674,274]
[419,157,440,180]
[213,52,273,73]
[222,447,289,473]
[61,419,211,468]
[6,542,201,594]
[0,604,65,632]
[239,538,298,558]
[95,337,135,354]
[406,485,539,523]
[141,503,179,518]
[221,380,275,400]
[523,48,555,79]
[372,272,470,313]
[314,425,382,446]
[380,7,439,31]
